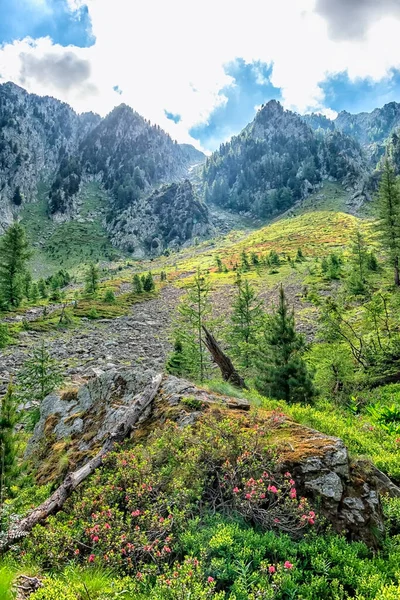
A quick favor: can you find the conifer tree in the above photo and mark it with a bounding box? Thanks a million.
[23,271,32,300]
[30,282,39,303]
[347,229,370,294]
[377,158,400,286]
[0,223,31,309]
[85,263,99,296]
[0,380,19,506]
[133,274,143,294]
[18,342,63,425]
[38,278,48,299]
[143,272,155,292]
[240,250,250,271]
[229,276,263,372]
[256,285,314,403]
[176,268,211,381]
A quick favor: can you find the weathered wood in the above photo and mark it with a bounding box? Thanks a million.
[1,374,163,551]
[202,326,247,389]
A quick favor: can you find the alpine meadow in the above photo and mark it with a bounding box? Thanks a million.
[2,2,400,598]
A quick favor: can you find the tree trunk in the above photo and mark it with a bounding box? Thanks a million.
[202,326,247,389]
[1,374,163,551]
[395,256,400,287]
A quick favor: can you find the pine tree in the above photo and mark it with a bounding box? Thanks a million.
[23,271,32,300]
[377,158,400,286]
[133,274,143,294]
[0,223,31,309]
[18,342,63,424]
[85,263,99,295]
[229,277,263,373]
[0,381,19,506]
[255,285,314,403]
[177,268,211,381]
[30,282,39,303]
[143,272,155,292]
[215,255,223,272]
[38,278,48,299]
[240,250,250,271]
[347,230,369,294]
[166,336,187,377]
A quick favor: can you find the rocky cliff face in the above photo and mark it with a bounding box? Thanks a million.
[28,369,399,547]
[0,82,207,254]
[110,179,213,256]
[0,82,99,231]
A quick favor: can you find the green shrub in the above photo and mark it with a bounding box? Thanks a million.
[103,289,116,304]
[87,307,99,319]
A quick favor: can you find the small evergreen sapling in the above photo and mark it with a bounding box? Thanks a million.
[18,342,63,427]
[256,285,314,403]
[0,380,19,507]
[133,274,143,294]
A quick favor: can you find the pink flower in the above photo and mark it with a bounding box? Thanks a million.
[273,518,280,523]
[308,518,315,525]
[88,554,95,563]
[207,576,215,583]
[104,523,111,529]
[136,572,143,580]
[245,493,252,500]
[268,485,278,494]
[289,488,297,499]
[309,511,315,519]
[284,472,291,478]
[268,565,276,574]
[259,492,266,499]
[289,479,295,486]
[92,535,99,543]
[131,510,141,517]
[233,487,240,494]
[164,546,171,553]
[284,561,293,570]
[74,549,80,555]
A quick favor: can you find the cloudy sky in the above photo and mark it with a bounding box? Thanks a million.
[1,0,400,151]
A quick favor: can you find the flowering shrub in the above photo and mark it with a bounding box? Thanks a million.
[24,413,315,571]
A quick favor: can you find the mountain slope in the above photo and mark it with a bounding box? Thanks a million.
[0,82,208,258]
[202,100,368,218]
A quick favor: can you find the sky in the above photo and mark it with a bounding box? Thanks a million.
[1,0,400,152]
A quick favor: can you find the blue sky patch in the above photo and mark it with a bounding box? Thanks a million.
[190,58,282,151]
[321,69,400,115]
[165,110,181,124]
[113,85,123,95]
[0,0,94,48]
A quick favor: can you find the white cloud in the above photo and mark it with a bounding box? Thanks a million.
[1,0,400,149]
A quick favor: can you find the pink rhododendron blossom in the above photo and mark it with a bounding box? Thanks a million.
[284,561,293,569]
[268,565,276,574]
[88,554,95,563]
[208,576,215,583]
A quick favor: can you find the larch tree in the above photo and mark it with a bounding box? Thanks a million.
[0,222,31,309]
[377,159,400,286]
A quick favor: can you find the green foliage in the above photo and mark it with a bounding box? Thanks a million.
[321,253,342,280]
[103,289,116,304]
[142,272,155,292]
[24,414,315,572]
[0,381,19,507]
[0,564,16,600]
[0,222,31,309]
[133,274,143,294]
[37,278,48,299]
[85,263,100,296]
[173,268,211,381]
[256,286,314,403]
[377,158,400,285]
[0,324,10,349]
[229,277,263,373]
[18,342,63,426]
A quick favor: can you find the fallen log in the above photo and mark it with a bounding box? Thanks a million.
[1,373,163,551]
[202,326,247,389]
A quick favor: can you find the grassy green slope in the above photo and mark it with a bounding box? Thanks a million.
[20,182,122,278]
